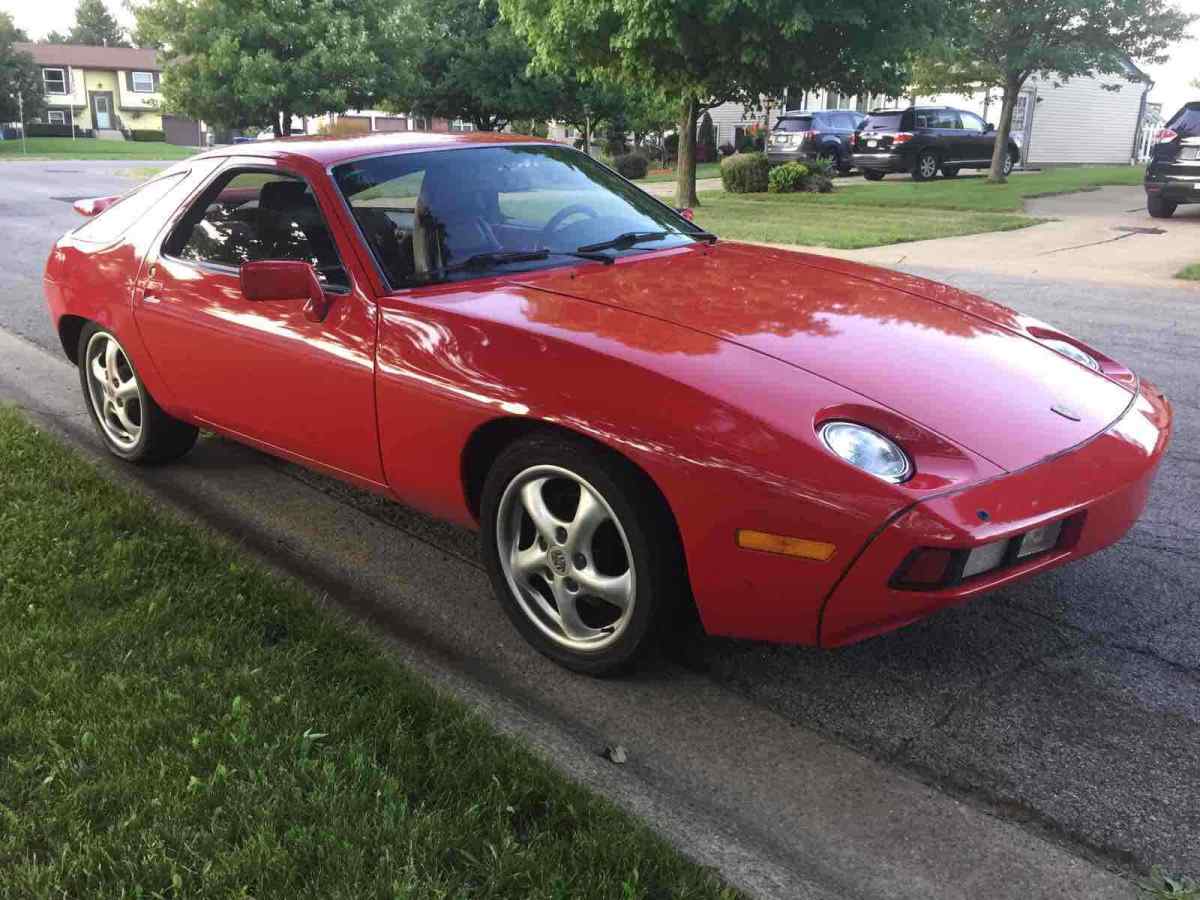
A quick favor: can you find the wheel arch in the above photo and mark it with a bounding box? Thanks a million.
[58,314,90,364]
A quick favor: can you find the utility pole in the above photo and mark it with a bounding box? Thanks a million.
[17,91,27,155]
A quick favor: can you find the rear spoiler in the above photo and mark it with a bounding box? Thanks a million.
[72,196,122,217]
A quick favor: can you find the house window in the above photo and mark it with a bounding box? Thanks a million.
[42,67,68,95]
[450,119,473,132]
[131,71,155,93]
[47,110,67,125]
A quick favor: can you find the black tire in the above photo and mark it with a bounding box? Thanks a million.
[1002,152,1016,177]
[1147,195,1177,219]
[862,170,886,181]
[941,165,960,178]
[912,149,939,182]
[77,322,198,464]
[479,432,686,675]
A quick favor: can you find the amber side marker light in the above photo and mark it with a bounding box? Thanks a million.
[736,529,836,561]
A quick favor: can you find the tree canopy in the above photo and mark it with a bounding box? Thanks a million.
[135,0,418,133]
[1,11,43,122]
[66,0,130,47]
[501,0,951,205]
[912,0,1193,181]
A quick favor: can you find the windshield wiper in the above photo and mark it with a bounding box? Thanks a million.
[432,248,612,278]
[577,228,718,254]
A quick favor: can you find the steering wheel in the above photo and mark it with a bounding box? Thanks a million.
[540,204,600,245]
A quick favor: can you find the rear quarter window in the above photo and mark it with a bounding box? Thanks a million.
[73,172,188,244]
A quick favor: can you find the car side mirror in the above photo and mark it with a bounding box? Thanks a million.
[985,122,995,133]
[73,195,122,217]
[240,259,331,322]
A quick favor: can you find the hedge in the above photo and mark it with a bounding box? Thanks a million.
[720,151,769,193]
[614,152,649,180]
[23,123,94,139]
[128,129,166,142]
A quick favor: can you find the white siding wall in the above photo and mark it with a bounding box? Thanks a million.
[1021,74,1145,165]
[706,100,782,145]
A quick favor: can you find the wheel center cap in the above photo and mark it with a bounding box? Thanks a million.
[549,548,569,576]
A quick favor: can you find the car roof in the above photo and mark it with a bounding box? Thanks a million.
[868,106,955,114]
[190,130,556,167]
[779,109,861,116]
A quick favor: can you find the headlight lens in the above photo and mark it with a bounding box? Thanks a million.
[1041,338,1100,371]
[820,422,912,483]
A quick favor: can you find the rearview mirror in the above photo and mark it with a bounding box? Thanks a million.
[73,195,122,217]
[985,122,995,133]
[240,260,331,322]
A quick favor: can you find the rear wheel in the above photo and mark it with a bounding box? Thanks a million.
[77,324,198,464]
[1147,194,1177,218]
[912,150,939,181]
[480,433,682,675]
[1002,152,1016,177]
[862,170,886,182]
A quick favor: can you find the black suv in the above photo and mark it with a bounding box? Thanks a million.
[1144,101,1200,218]
[851,107,1020,181]
[766,109,866,174]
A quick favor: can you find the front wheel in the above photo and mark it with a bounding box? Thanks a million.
[480,433,683,675]
[912,150,939,181]
[77,324,198,464]
[862,170,886,181]
[1147,194,1177,218]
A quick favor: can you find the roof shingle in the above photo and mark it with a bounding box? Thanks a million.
[13,43,161,71]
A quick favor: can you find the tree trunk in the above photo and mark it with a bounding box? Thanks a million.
[987,77,1022,184]
[282,109,293,137]
[583,112,591,156]
[675,93,699,208]
[272,113,283,138]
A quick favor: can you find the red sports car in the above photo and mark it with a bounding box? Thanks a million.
[44,133,1172,674]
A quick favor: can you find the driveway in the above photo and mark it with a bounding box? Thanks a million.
[2,159,1197,894]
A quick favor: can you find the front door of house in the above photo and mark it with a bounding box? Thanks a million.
[93,93,112,129]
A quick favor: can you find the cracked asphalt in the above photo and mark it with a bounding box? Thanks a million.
[2,160,1197,880]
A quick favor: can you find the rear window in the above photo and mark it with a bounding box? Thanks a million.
[1166,102,1200,137]
[774,117,812,133]
[861,112,904,131]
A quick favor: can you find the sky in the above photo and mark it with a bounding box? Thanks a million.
[6,0,1199,117]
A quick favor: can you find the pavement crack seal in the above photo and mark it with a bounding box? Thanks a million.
[1037,227,1163,256]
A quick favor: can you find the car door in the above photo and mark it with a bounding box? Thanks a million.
[958,111,993,165]
[134,160,385,485]
[924,109,963,162]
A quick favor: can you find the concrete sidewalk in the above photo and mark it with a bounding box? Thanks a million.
[777,186,1200,287]
[0,326,1139,900]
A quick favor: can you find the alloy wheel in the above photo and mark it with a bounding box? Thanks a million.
[496,465,636,651]
[84,331,142,451]
[919,153,938,179]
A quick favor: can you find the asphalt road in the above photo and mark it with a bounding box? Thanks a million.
[2,159,1197,883]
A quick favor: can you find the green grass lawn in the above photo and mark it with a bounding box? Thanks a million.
[1176,263,1200,281]
[0,137,197,160]
[693,190,1041,249]
[0,408,737,900]
[774,165,1144,213]
[640,162,722,183]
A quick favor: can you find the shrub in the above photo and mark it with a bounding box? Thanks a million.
[613,152,649,180]
[718,142,735,157]
[128,129,165,142]
[664,133,678,162]
[317,118,370,138]
[720,151,769,193]
[24,122,93,138]
[806,174,834,193]
[807,156,836,178]
[768,162,810,193]
[697,112,717,163]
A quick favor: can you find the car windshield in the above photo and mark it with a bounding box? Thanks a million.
[1166,102,1200,137]
[333,144,707,288]
[861,112,904,131]
[774,117,812,133]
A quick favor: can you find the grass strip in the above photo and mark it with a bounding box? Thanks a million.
[1175,263,1200,281]
[692,191,1042,249]
[0,137,197,160]
[0,408,737,900]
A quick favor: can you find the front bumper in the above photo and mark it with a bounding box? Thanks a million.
[818,378,1172,647]
[851,152,906,173]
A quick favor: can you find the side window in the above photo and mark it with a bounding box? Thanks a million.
[74,172,188,244]
[960,111,986,133]
[932,110,962,129]
[165,170,349,290]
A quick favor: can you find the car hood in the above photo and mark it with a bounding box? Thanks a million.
[518,242,1133,472]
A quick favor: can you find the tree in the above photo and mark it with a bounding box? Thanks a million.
[1,11,43,123]
[66,0,129,47]
[912,0,1193,183]
[135,0,418,134]
[43,31,68,44]
[389,0,562,131]
[503,0,951,207]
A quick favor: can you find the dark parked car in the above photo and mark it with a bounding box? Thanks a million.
[1144,101,1200,218]
[766,109,866,174]
[851,107,1020,181]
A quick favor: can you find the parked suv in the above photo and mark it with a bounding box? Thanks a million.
[766,109,866,174]
[851,106,1020,181]
[1144,101,1200,218]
